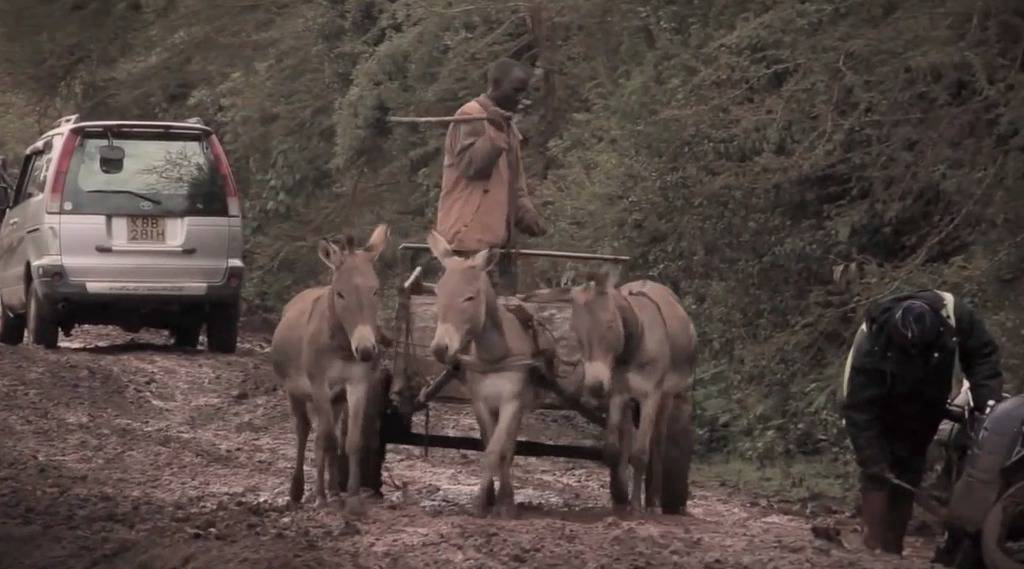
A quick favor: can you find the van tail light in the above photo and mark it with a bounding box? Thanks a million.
[209,135,241,218]
[46,132,80,214]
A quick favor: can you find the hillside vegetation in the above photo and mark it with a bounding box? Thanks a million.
[0,0,1021,463]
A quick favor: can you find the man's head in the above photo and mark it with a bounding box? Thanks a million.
[887,299,941,351]
[486,58,531,112]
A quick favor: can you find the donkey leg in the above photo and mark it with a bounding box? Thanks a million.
[611,401,633,513]
[288,393,311,504]
[663,395,696,515]
[630,394,660,513]
[646,397,671,512]
[493,399,525,518]
[311,390,339,508]
[604,392,628,467]
[471,399,498,515]
[605,392,630,510]
[343,382,370,515]
[330,394,347,497]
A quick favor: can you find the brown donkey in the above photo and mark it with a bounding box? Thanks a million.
[570,267,697,513]
[271,224,389,513]
[426,230,550,517]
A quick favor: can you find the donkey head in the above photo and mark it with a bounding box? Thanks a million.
[318,224,390,362]
[569,265,625,399]
[426,230,500,365]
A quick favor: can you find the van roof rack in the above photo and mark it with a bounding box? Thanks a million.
[182,117,205,126]
[52,114,81,129]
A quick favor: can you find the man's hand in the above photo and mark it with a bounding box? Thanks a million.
[486,106,512,131]
[520,215,547,237]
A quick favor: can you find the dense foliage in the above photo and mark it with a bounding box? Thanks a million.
[1,0,1021,462]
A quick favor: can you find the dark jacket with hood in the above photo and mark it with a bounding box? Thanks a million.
[842,289,1003,474]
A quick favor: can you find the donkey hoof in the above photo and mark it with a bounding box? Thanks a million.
[345,496,366,516]
[496,503,518,519]
[315,496,331,509]
[290,478,305,504]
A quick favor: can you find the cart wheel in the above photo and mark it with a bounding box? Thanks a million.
[658,395,694,515]
[338,407,388,497]
[338,432,387,497]
[337,370,408,497]
[982,480,1024,569]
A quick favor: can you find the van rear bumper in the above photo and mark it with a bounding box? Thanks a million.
[33,259,244,306]
[38,281,242,304]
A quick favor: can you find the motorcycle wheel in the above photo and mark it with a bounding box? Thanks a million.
[982,481,1024,569]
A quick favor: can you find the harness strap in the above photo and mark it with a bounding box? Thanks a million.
[935,290,962,400]
[615,290,647,367]
[452,302,551,375]
[325,288,357,362]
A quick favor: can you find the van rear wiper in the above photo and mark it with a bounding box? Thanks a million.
[85,189,163,205]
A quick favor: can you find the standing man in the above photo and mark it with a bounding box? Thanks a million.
[842,289,1004,556]
[435,57,547,294]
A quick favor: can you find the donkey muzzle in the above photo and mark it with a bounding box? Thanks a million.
[582,361,612,401]
[356,344,377,362]
[350,325,378,362]
[430,324,463,365]
[431,341,454,365]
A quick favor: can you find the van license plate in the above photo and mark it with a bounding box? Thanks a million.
[127,216,166,242]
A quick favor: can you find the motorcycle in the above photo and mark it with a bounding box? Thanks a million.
[929,382,1024,568]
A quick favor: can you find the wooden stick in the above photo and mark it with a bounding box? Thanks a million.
[385,430,604,462]
[414,368,459,411]
[399,242,631,263]
[402,266,424,292]
[386,115,491,124]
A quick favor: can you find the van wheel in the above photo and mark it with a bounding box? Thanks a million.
[0,295,26,345]
[26,282,58,349]
[206,302,239,354]
[172,322,202,349]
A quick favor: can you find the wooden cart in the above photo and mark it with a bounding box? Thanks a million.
[344,243,692,513]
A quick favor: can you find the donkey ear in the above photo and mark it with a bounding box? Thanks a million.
[363,224,390,261]
[471,248,501,272]
[426,229,454,263]
[595,264,621,291]
[318,238,343,269]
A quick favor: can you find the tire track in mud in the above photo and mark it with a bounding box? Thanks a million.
[0,328,933,568]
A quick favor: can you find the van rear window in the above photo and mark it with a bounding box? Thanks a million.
[62,133,228,217]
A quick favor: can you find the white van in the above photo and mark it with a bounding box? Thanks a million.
[0,115,244,352]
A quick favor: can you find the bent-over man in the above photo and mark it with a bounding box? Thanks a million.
[842,289,1003,556]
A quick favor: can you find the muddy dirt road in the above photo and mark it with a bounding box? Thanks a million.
[0,328,937,568]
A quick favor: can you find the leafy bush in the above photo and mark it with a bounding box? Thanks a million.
[0,0,1021,463]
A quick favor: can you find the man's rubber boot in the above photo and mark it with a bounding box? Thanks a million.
[882,487,915,556]
[861,488,890,551]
